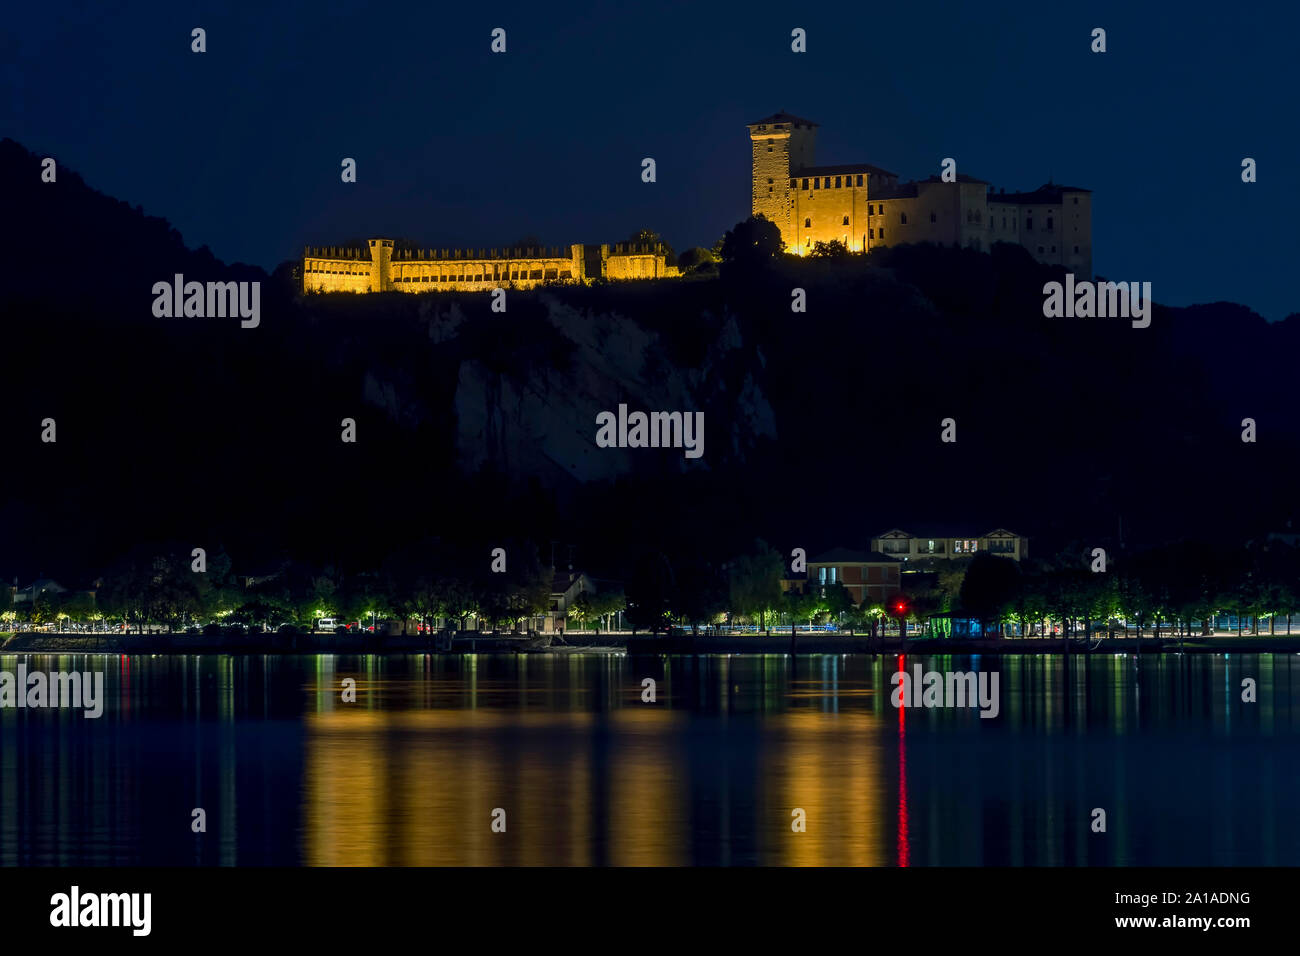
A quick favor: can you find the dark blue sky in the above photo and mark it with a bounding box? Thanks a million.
[7,1,1297,318]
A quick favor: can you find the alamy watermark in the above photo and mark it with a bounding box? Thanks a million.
[152,275,260,328]
[890,664,999,718]
[1042,273,1151,328]
[50,886,151,936]
[0,665,104,718]
[595,404,704,459]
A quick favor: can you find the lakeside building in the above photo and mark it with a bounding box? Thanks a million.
[871,529,1028,562]
[797,548,903,607]
[748,111,1092,275]
[544,569,597,635]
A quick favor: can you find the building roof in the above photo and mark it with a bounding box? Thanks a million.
[871,182,919,200]
[988,183,1091,204]
[809,547,901,564]
[796,162,898,180]
[917,173,991,185]
[874,528,1022,539]
[748,111,819,127]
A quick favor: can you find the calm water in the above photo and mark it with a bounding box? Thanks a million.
[1,652,1298,866]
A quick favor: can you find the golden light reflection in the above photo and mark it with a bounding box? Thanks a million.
[302,669,886,866]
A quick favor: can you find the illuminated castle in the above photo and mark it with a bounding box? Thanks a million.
[303,111,1092,294]
[302,240,676,294]
[749,111,1092,276]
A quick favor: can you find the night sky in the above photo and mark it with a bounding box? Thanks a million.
[6,1,1297,318]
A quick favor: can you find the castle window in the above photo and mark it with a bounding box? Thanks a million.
[900,212,907,224]
[802,178,809,189]
[790,179,797,188]
[868,204,874,215]
[835,176,842,188]
[869,229,874,239]
[1046,216,1053,231]
[767,146,773,152]
[1003,217,1007,227]
[1051,246,1056,253]
[767,178,774,183]
[769,187,773,192]
[804,218,811,228]
[1073,197,1079,205]
[857,175,864,186]
[813,179,819,189]
[1038,246,1044,253]
[1025,218,1033,230]
[930,212,937,223]
[823,177,831,188]
[880,228,885,238]
[1074,245,1080,253]
[842,216,850,225]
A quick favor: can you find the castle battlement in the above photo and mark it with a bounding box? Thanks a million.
[748,111,1092,276]
[302,238,678,294]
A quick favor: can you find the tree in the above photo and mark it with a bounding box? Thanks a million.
[584,588,626,631]
[959,554,1022,637]
[810,239,850,259]
[727,540,784,634]
[626,551,675,634]
[671,558,728,634]
[718,215,784,269]
[677,247,719,275]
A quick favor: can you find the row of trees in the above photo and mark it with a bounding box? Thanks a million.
[946,542,1300,638]
[0,540,595,635]
[7,537,1298,639]
[619,538,1300,639]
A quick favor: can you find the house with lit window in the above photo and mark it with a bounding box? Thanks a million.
[801,548,903,607]
[870,529,1027,562]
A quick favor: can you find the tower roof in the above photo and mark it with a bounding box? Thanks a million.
[747,111,819,128]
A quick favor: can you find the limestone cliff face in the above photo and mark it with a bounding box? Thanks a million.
[452,294,776,483]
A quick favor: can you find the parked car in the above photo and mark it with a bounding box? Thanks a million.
[317,618,336,632]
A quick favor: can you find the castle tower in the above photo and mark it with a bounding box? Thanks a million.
[368,238,394,292]
[746,112,817,248]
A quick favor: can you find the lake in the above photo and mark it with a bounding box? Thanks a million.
[1,652,1297,866]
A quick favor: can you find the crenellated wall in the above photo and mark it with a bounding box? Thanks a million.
[302,240,676,293]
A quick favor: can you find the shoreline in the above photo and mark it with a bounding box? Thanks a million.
[4,631,1300,655]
